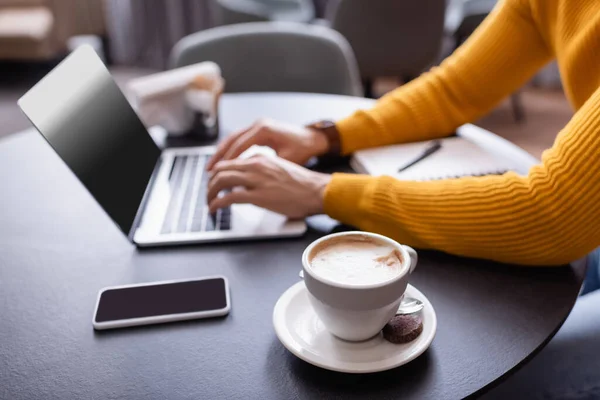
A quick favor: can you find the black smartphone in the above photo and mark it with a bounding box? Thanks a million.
[92,276,230,330]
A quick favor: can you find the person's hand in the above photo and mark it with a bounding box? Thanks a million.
[206,118,329,170]
[207,155,331,219]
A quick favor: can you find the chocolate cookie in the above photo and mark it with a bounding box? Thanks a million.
[382,314,423,344]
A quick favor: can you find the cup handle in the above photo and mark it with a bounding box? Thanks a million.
[403,245,418,274]
[299,270,304,279]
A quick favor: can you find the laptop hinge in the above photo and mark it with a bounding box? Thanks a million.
[128,156,163,243]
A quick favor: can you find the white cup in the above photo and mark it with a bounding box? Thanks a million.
[302,231,418,342]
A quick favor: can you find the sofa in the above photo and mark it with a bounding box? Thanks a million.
[0,0,105,60]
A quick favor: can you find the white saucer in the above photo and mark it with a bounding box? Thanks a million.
[273,282,437,374]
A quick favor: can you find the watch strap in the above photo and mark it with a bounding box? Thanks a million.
[306,120,342,156]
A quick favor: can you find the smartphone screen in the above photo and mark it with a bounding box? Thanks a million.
[95,277,228,324]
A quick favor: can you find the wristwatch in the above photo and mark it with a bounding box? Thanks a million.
[306,120,342,156]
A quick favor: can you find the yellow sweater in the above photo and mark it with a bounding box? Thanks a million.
[324,0,600,265]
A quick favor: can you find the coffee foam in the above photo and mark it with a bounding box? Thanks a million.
[308,235,405,286]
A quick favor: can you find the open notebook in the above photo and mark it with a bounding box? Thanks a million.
[350,136,520,180]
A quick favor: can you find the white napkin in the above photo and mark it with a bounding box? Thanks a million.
[127,62,224,135]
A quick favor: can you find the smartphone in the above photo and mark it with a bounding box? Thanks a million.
[92,276,230,330]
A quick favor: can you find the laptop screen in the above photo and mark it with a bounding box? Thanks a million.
[18,46,161,235]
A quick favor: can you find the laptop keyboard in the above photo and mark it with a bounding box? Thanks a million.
[161,154,231,234]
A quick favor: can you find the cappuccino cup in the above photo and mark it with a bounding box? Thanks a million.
[302,231,418,342]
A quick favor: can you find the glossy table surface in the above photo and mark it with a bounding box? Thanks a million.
[0,93,584,399]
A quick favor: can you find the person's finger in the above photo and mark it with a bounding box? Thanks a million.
[208,190,254,213]
[207,171,256,205]
[206,126,251,170]
[221,126,267,162]
[210,157,265,176]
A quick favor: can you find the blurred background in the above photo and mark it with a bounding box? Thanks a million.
[0,0,570,157]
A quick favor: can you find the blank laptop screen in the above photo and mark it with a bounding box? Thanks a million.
[18,46,161,235]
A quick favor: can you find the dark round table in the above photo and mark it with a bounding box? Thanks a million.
[0,93,585,399]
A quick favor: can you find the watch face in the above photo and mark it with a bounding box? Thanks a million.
[314,120,335,129]
[308,120,340,156]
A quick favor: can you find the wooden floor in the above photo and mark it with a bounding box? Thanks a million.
[1,62,572,160]
[476,88,572,159]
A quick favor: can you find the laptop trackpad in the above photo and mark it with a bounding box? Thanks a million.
[231,204,296,233]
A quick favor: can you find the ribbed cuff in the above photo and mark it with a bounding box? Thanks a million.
[335,111,378,155]
[323,173,377,226]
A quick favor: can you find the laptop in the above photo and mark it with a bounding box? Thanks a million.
[18,45,307,246]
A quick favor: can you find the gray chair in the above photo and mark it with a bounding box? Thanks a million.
[171,22,362,96]
[453,0,498,45]
[214,0,315,26]
[327,0,446,97]
[213,0,270,25]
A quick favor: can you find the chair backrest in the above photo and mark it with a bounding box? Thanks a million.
[455,0,498,42]
[171,22,362,96]
[329,0,446,79]
[214,0,315,26]
[214,0,270,26]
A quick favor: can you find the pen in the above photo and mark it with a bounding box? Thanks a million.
[397,140,443,173]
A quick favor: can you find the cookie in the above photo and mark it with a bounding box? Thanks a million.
[382,314,423,344]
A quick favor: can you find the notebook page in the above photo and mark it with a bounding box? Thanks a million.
[352,137,517,181]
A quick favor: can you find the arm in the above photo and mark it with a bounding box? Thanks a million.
[207,0,552,169]
[337,0,552,154]
[325,85,600,266]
